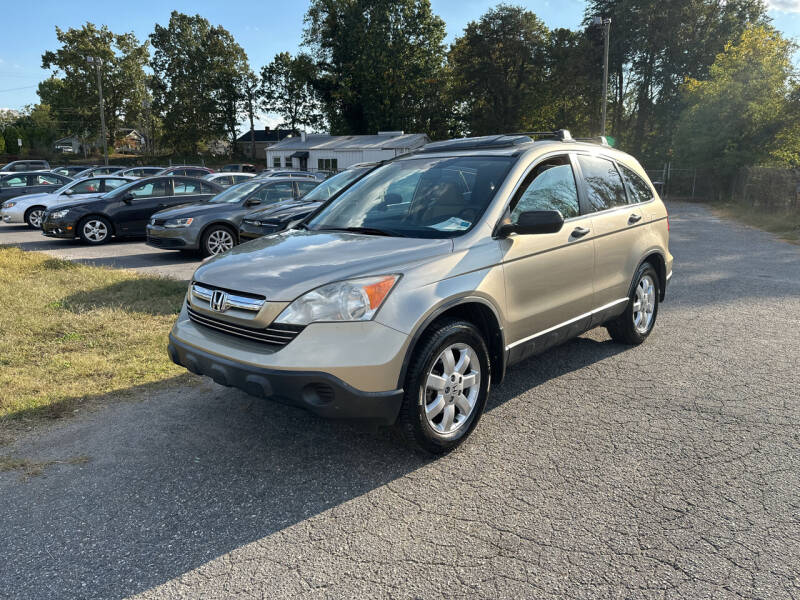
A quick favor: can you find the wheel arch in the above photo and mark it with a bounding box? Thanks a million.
[199,220,239,246]
[23,204,46,220]
[397,296,506,389]
[639,250,667,301]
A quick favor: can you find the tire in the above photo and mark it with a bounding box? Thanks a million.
[606,262,660,345]
[397,318,491,454]
[24,206,46,229]
[200,225,237,257]
[78,216,112,245]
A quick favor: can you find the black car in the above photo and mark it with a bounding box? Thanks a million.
[41,176,222,245]
[239,165,375,240]
[219,163,257,173]
[0,171,72,203]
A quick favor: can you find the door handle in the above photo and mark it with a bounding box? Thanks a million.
[628,213,642,224]
[571,226,590,238]
[158,203,167,208]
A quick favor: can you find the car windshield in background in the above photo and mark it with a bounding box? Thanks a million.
[306,156,514,238]
[206,180,263,204]
[302,167,370,202]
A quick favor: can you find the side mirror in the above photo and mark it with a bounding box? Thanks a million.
[63,188,74,195]
[121,192,134,203]
[498,210,564,237]
[244,197,261,207]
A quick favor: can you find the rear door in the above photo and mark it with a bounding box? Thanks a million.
[112,178,170,235]
[574,154,648,309]
[0,174,30,201]
[500,153,596,358]
[172,178,217,205]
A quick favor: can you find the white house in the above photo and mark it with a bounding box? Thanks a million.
[265,131,429,172]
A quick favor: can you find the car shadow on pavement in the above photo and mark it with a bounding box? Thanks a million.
[0,333,629,600]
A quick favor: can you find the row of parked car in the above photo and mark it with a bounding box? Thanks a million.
[0,160,370,256]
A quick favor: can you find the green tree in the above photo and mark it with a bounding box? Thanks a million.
[260,52,323,132]
[150,12,249,153]
[675,25,796,196]
[448,5,550,135]
[584,0,767,160]
[304,0,450,136]
[39,23,149,150]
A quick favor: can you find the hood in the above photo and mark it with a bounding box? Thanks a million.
[151,202,233,220]
[245,201,322,220]
[192,229,452,301]
[48,197,107,211]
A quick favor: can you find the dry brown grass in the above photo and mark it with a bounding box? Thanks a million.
[713,203,800,244]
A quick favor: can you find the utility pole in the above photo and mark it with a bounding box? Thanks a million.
[593,16,612,137]
[87,57,109,166]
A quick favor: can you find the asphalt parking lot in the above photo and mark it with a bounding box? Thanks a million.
[0,224,200,280]
[1,202,799,599]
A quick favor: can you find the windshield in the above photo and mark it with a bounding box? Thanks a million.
[302,167,369,202]
[206,180,263,204]
[306,156,514,238]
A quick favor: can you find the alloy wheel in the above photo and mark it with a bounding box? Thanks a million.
[206,229,235,255]
[632,274,656,334]
[28,209,45,229]
[424,343,481,435]
[83,219,108,242]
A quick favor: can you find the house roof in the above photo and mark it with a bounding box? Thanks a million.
[267,133,429,152]
[236,128,298,143]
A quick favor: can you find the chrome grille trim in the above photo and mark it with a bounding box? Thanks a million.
[187,306,303,346]
[191,283,264,312]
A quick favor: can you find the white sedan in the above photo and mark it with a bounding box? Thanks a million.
[202,172,256,187]
[0,175,134,229]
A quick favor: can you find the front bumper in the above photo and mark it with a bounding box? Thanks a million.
[168,333,404,424]
[0,206,25,223]
[42,218,78,238]
[146,224,198,250]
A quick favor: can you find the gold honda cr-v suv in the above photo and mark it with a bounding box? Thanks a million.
[168,130,672,453]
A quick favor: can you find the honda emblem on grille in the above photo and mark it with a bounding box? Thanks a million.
[210,290,229,312]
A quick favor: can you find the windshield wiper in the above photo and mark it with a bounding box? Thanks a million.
[317,226,406,237]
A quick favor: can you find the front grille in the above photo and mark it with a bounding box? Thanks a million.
[187,305,303,347]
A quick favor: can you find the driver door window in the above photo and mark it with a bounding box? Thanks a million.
[262,182,295,203]
[510,157,580,223]
[70,179,103,194]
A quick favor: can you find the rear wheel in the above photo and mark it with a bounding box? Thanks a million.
[398,319,490,454]
[24,206,46,229]
[200,225,236,257]
[78,216,112,245]
[606,263,660,345]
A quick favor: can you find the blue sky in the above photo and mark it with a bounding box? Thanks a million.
[2,0,800,128]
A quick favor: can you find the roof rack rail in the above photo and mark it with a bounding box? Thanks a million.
[418,134,534,153]
[508,129,573,141]
[575,136,610,146]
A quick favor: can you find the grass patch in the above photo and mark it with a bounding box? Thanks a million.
[713,203,800,244]
[0,246,190,425]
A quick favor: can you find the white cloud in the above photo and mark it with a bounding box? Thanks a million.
[768,0,800,13]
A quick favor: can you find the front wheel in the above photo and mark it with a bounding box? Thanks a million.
[200,225,236,257]
[606,263,660,345]
[397,318,490,454]
[25,206,46,229]
[78,216,112,245]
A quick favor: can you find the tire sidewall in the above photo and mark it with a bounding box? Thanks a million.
[406,321,491,453]
[625,263,660,342]
[78,216,112,245]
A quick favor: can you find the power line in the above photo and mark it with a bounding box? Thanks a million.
[0,85,39,93]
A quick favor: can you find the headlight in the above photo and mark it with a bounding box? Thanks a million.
[50,209,70,219]
[2,201,16,208]
[164,217,193,228]
[275,275,400,325]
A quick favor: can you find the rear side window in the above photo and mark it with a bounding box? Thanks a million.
[577,155,628,211]
[131,180,167,198]
[36,174,63,185]
[174,180,201,195]
[619,164,654,204]
[1,175,28,187]
[511,155,580,221]
[201,183,217,194]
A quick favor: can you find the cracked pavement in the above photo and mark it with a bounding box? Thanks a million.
[1,202,799,599]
